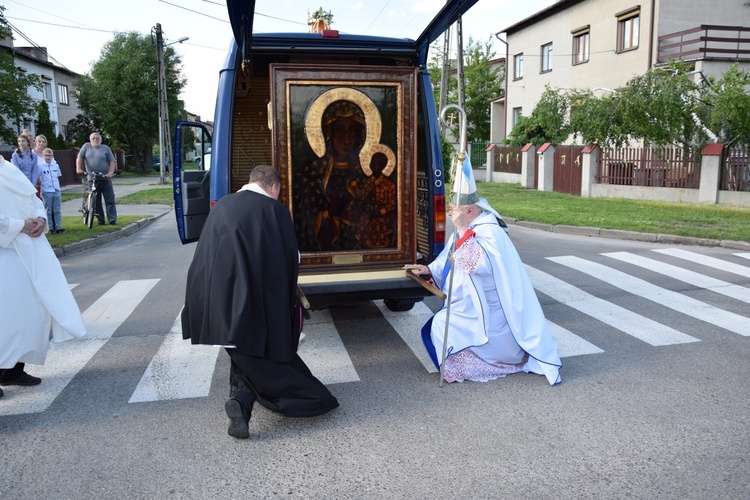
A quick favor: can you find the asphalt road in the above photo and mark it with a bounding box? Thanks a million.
[1,212,749,499]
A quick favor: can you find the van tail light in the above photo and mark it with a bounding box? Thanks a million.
[434,194,445,244]
[210,200,217,208]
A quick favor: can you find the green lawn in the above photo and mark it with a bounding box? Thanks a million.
[478,183,750,243]
[45,215,149,248]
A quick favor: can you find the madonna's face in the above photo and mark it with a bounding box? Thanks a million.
[330,117,363,161]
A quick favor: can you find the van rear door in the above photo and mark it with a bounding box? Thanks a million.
[173,121,212,244]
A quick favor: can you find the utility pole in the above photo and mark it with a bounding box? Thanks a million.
[439,24,451,135]
[155,23,170,185]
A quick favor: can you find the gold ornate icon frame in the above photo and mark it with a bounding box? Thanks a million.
[270,64,417,271]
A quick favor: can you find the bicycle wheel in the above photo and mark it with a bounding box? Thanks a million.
[81,190,90,225]
[85,190,96,229]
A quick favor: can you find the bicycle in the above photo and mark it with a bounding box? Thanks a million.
[79,171,111,228]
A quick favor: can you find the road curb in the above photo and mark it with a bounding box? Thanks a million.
[53,210,172,258]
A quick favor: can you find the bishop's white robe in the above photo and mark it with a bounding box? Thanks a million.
[424,211,561,385]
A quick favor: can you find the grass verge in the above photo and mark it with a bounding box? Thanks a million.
[478,183,750,243]
[46,215,150,249]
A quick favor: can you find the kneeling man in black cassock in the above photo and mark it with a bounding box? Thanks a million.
[182,164,339,439]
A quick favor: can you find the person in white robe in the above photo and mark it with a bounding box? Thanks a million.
[407,157,561,385]
[0,154,87,397]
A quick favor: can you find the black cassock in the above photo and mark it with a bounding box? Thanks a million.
[182,189,338,417]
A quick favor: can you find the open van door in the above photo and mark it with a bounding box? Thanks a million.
[173,121,212,244]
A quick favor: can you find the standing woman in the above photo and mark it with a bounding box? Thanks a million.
[11,135,40,186]
[33,134,47,158]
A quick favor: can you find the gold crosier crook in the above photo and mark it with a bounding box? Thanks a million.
[437,104,468,388]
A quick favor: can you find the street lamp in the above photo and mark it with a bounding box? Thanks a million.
[155,24,188,184]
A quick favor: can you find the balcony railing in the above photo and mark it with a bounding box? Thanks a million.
[658,25,750,64]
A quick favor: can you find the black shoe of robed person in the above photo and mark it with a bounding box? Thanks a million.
[97,220,105,226]
[225,388,255,439]
[0,372,42,386]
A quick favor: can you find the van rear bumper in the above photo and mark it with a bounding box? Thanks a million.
[298,269,431,308]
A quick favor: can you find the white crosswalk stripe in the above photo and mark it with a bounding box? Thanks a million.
[5,251,749,414]
[0,339,107,416]
[548,255,750,336]
[129,312,220,403]
[83,279,159,339]
[298,309,360,385]
[653,248,750,278]
[603,252,750,304]
[379,300,604,363]
[378,301,438,373]
[525,264,698,346]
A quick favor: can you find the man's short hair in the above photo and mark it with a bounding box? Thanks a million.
[248,164,281,188]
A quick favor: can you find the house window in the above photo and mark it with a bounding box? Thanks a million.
[541,43,553,73]
[573,28,590,65]
[43,82,53,101]
[513,107,523,125]
[616,8,640,52]
[58,84,69,105]
[513,53,523,80]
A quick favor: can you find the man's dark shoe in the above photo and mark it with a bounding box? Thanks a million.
[225,397,250,439]
[97,220,105,226]
[109,220,117,225]
[56,229,65,234]
[0,372,42,386]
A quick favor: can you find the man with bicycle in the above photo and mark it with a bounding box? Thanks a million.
[76,132,117,225]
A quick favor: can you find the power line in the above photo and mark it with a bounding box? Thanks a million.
[6,16,119,34]
[363,0,392,35]
[157,0,229,23]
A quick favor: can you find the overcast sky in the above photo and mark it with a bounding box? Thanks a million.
[4,0,555,121]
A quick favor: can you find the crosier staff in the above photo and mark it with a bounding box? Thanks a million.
[437,104,468,388]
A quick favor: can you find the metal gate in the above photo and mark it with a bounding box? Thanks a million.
[553,146,584,196]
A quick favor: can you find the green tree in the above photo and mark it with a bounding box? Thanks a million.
[617,61,704,147]
[0,5,42,142]
[65,113,99,147]
[702,64,750,147]
[511,61,750,150]
[77,31,186,172]
[35,100,60,148]
[463,36,503,141]
[569,90,630,148]
[427,36,503,142]
[505,85,570,146]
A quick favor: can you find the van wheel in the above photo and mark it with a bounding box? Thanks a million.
[383,299,415,312]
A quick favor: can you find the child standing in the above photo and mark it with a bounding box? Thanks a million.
[39,148,64,234]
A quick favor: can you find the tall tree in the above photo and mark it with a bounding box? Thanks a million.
[35,100,59,148]
[702,64,750,148]
[77,31,186,172]
[505,85,571,146]
[0,5,42,142]
[428,35,503,143]
[462,36,503,142]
